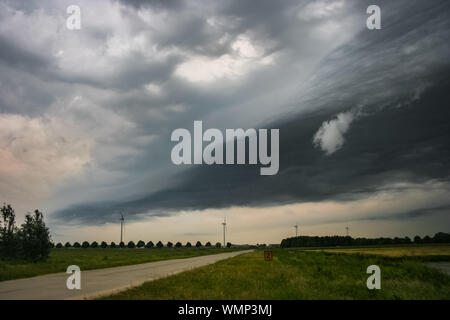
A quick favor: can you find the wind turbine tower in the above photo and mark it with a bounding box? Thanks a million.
[294,223,299,237]
[222,217,227,247]
[120,213,125,243]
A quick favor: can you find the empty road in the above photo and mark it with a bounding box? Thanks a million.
[0,250,252,300]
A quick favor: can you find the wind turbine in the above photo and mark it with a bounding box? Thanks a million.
[222,217,227,247]
[294,223,299,237]
[120,212,125,243]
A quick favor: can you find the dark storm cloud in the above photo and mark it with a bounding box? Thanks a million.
[51,0,450,224]
[1,0,449,226]
[54,72,450,224]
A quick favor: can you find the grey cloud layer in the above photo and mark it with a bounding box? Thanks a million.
[0,0,449,226]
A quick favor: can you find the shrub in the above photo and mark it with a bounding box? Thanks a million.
[156,241,164,248]
[56,242,63,248]
[195,241,202,248]
[73,242,81,248]
[91,241,98,248]
[167,241,173,248]
[64,242,71,248]
[215,242,221,248]
[82,241,89,248]
[137,240,145,248]
[127,241,136,248]
[175,242,182,248]
[145,241,154,248]
[205,241,211,247]
[110,242,116,248]
[101,241,108,248]
[185,242,192,248]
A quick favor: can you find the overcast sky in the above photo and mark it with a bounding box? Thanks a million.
[1,0,449,244]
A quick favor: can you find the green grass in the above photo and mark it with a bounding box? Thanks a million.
[0,247,241,281]
[102,248,450,300]
[313,244,450,257]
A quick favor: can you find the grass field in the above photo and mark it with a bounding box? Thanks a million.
[103,246,450,300]
[313,244,450,257]
[0,247,241,281]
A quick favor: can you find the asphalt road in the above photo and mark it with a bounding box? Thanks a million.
[0,250,253,300]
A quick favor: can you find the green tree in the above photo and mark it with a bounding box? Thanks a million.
[110,242,116,248]
[205,241,211,247]
[73,242,81,248]
[196,241,202,248]
[101,241,108,248]
[185,242,192,248]
[56,242,63,248]
[156,241,164,248]
[145,241,154,248]
[119,241,125,248]
[127,241,136,248]
[82,241,89,248]
[91,241,98,248]
[167,241,173,248]
[215,242,221,248]
[64,242,72,248]
[226,242,231,248]
[18,210,52,261]
[175,242,182,248]
[0,204,19,258]
[137,240,145,248]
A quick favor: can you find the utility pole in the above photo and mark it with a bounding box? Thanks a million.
[346,224,349,237]
[294,223,299,237]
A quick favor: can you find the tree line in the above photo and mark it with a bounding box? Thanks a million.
[0,204,52,261]
[280,232,450,248]
[54,240,232,249]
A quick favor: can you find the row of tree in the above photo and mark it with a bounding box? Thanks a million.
[54,240,233,249]
[280,232,450,248]
[0,204,52,261]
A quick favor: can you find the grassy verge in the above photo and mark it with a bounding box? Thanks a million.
[102,248,450,300]
[0,247,242,281]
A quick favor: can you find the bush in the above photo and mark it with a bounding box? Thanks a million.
[195,241,202,248]
[137,240,145,248]
[110,242,116,248]
[226,242,231,248]
[127,241,136,248]
[82,241,89,248]
[156,241,164,248]
[101,241,108,248]
[215,242,221,248]
[175,242,182,248]
[73,242,81,248]
[145,241,154,248]
[167,241,173,248]
[185,242,192,248]
[205,241,211,247]
[91,241,98,248]
[64,242,71,248]
[56,242,63,248]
